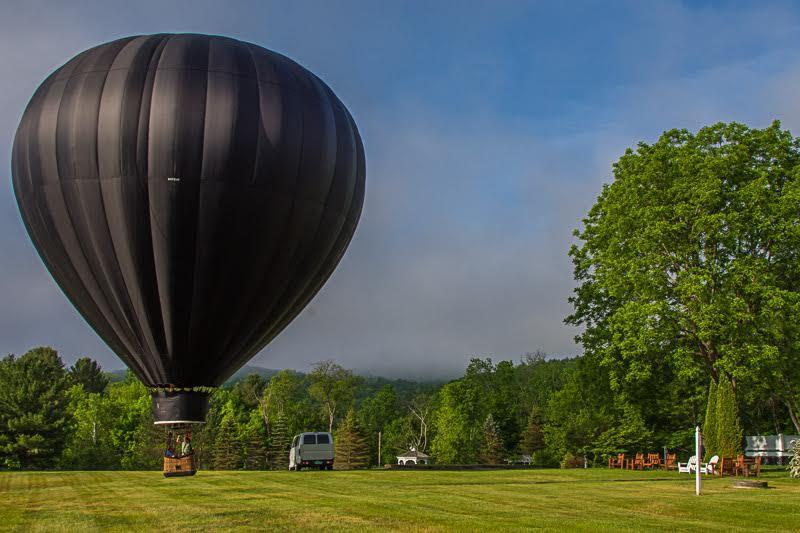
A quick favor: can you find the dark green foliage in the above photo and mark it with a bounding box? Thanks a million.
[358,385,398,465]
[334,408,369,469]
[479,414,504,464]
[716,375,743,457]
[520,406,545,456]
[243,412,268,470]
[267,412,290,470]
[702,381,718,460]
[68,358,109,394]
[213,410,241,470]
[0,348,69,469]
[309,361,362,433]
[233,374,267,410]
[68,357,109,394]
[568,122,800,434]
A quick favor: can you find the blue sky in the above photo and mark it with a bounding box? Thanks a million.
[2,1,800,377]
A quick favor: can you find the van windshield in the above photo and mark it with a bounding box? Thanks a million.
[302,434,317,445]
[316,434,330,444]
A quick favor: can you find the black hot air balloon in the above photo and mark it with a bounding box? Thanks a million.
[12,34,365,427]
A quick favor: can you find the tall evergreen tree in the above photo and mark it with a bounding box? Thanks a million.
[68,357,109,394]
[702,381,718,460]
[267,412,290,470]
[716,375,743,457]
[334,408,369,469]
[520,406,545,456]
[243,411,267,470]
[0,347,69,468]
[213,410,241,470]
[479,414,505,464]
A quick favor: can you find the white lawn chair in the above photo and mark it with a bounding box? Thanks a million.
[677,455,697,473]
[702,455,719,475]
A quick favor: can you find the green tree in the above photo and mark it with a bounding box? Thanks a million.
[243,410,267,470]
[267,411,290,470]
[716,374,743,457]
[61,385,119,469]
[68,357,109,394]
[520,406,545,456]
[213,406,241,470]
[0,347,69,468]
[479,414,504,464]
[359,385,399,466]
[262,370,321,439]
[430,380,479,464]
[567,122,800,432]
[106,372,160,470]
[702,381,718,460]
[308,361,361,432]
[334,408,369,469]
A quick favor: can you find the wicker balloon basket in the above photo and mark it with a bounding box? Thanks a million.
[163,455,197,477]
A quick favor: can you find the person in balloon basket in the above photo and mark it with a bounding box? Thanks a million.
[181,433,194,457]
[164,431,176,458]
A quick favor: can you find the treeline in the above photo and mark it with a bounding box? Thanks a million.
[1,346,795,471]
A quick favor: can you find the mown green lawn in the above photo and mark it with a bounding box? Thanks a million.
[0,468,798,531]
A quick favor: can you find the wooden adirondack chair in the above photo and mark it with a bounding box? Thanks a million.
[608,453,625,469]
[630,452,645,470]
[719,457,736,477]
[750,456,762,477]
[734,455,749,477]
[662,453,677,470]
[644,453,661,469]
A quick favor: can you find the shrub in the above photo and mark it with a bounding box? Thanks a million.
[702,381,717,461]
[716,375,743,458]
[560,453,584,469]
[789,438,800,479]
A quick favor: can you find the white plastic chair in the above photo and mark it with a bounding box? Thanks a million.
[702,455,719,475]
[677,455,697,473]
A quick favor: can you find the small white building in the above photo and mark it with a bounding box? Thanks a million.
[745,434,799,461]
[397,447,430,465]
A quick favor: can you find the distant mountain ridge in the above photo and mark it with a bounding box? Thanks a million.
[105,365,444,389]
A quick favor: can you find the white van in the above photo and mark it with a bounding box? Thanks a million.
[289,432,335,470]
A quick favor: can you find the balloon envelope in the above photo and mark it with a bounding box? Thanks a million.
[12,34,365,421]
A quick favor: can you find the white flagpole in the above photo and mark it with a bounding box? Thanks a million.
[695,426,702,496]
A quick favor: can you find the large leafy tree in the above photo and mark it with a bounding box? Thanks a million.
[308,361,361,432]
[0,347,70,468]
[568,122,800,432]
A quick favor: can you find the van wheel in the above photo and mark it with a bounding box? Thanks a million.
[327,465,333,471]
[296,465,302,471]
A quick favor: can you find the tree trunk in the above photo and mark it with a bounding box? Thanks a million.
[328,404,335,433]
[785,397,800,434]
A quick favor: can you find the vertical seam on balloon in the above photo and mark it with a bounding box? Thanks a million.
[95,39,155,384]
[245,43,264,186]
[92,54,145,368]
[143,35,170,384]
[183,37,211,385]
[149,34,177,367]
[242,79,345,362]
[108,36,161,374]
[52,47,131,362]
[210,56,307,381]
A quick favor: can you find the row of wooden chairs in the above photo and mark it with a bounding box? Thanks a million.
[608,452,675,470]
[610,452,761,477]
